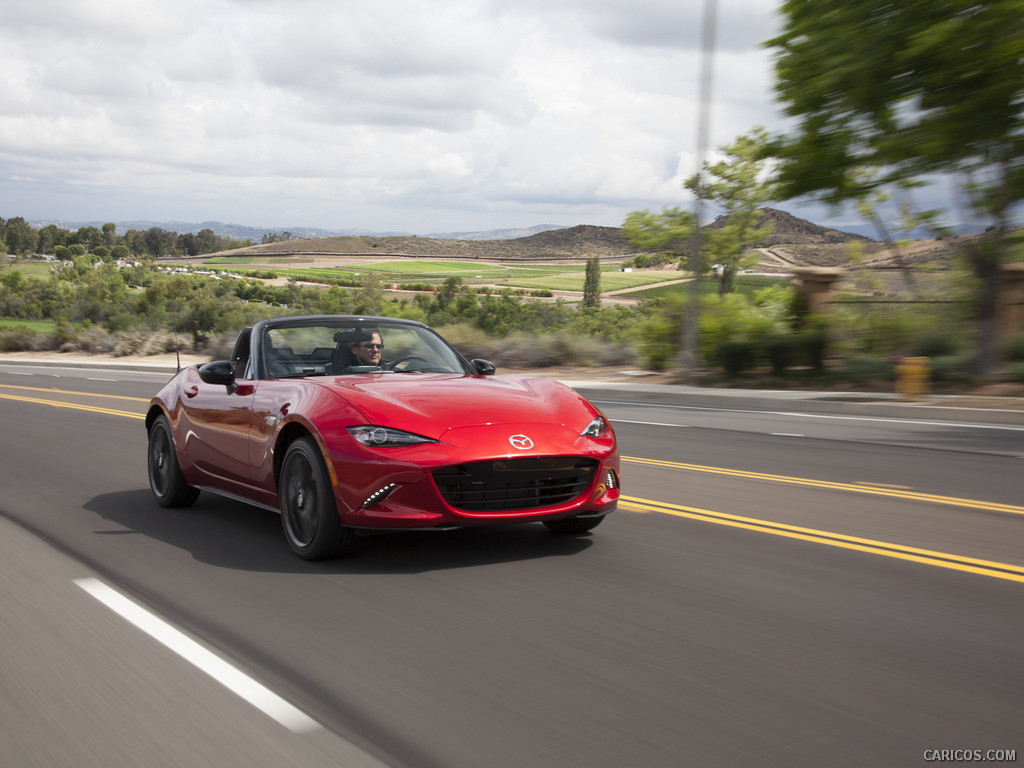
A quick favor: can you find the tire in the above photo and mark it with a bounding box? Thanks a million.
[279,437,357,560]
[543,515,605,534]
[148,414,200,508]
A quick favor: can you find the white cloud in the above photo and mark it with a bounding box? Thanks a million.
[0,0,873,233]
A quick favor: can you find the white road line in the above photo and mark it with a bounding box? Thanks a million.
[594,399,1024,432]
[74,577,320,734]
[613,419,690,428]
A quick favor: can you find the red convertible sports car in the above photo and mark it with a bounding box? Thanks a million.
[146,315,619,559]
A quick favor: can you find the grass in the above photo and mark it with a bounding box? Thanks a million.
[361,260,508,274]
[628,274,789,300]
[0,318,56,332]
[501,270,686,292]
[231,261,638,292]
[5,262,54,277]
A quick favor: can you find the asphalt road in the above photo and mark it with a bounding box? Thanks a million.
[1,362,1021,768]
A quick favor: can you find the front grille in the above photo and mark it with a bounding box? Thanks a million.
[433,457,598,512]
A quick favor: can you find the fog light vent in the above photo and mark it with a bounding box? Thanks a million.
[605,470,617,490]
[363,483,398,507]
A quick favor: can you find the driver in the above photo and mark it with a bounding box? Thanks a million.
[349,329,384,366]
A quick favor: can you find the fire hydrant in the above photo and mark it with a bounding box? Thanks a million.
[896,356,930,401]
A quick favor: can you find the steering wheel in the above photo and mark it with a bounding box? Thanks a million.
[385,355,432,371]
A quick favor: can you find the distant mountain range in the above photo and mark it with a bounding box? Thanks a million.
[28,219,569,242]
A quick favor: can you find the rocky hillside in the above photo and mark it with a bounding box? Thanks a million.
[706,207,872,246]
[217,209,999,268]
[221,224,636,260]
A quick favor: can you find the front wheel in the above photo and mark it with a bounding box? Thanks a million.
[279,437,357,560]
[148,414,200,508]
[543,515,605,534]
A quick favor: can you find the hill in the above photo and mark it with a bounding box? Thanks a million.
[221,224,637,260]
[203,208,1000,269]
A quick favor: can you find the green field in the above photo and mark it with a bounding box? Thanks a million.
[0,318,56,332]
[206,256,256,265]
[178,257,705,295]
[498,270,683,293]
[5,262,54,277]
[361,260,508,274]
[626,274,789,300]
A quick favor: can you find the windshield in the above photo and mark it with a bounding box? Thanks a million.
[261,321,472,378]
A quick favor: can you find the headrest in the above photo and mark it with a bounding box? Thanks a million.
[333,328,374,344]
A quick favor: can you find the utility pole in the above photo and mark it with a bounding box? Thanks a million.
[679,0,717,384]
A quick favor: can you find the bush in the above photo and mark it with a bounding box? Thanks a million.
[718,339,758,378]
[910,331,957,359]
[799,327,829,372]
[1009,362,1024,383]
[842,355,894,382]
[929,353,973,383]
[1004,332,1024,362]
[0,326,38,351]
[765,335,798,376]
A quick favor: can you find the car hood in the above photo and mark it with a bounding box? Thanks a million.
[313,373,599,440]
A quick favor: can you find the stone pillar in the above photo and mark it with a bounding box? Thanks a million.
[790,267,847,315]
[997,263,1024,340]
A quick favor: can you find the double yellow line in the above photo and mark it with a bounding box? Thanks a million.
[620,495,1024,584]
[3,383,1021,583]
[624,455,1024,517]
[0,384,146,420]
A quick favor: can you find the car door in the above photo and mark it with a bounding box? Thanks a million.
[178,367,256,489]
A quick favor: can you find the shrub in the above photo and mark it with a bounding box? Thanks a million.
[910,331,957,359]
[765,334,798,376]
[1004,332,1024,362]
[0,326,37,351]
[718,339,758,378]
[842,355,894,382]
[929,353,973,383]
[799,327,829,372]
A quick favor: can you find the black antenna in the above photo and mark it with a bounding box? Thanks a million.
[173,305,181,374]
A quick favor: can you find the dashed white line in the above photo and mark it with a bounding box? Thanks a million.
[75,577,320,734]
[613,419,690,428]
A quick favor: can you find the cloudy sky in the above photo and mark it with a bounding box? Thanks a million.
[2,0,866,234]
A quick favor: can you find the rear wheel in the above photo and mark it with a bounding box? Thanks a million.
[543,515,604,534]
[280,437,357,560]
[148,414,200,507]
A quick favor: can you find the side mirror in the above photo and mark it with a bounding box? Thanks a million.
[198,360,236,387]
[470,359,496,376]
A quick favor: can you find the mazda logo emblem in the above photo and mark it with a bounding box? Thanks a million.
[509,434,534,450]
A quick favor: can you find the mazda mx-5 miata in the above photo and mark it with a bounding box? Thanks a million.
[146,315,619,559]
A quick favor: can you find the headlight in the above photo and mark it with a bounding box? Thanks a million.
[347,426,437,447]
[580,416,608,438]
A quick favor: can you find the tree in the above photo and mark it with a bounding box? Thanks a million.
[143,227,174,258]
[37,224,65,254]
[73,226,103,252]
[765,0,1024,374]
[195,229,219,254]
[177,232,199,257]
[582,256,601,309]
[621,207,697,267]
[686,126,777,295]
[4,217,38,255]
